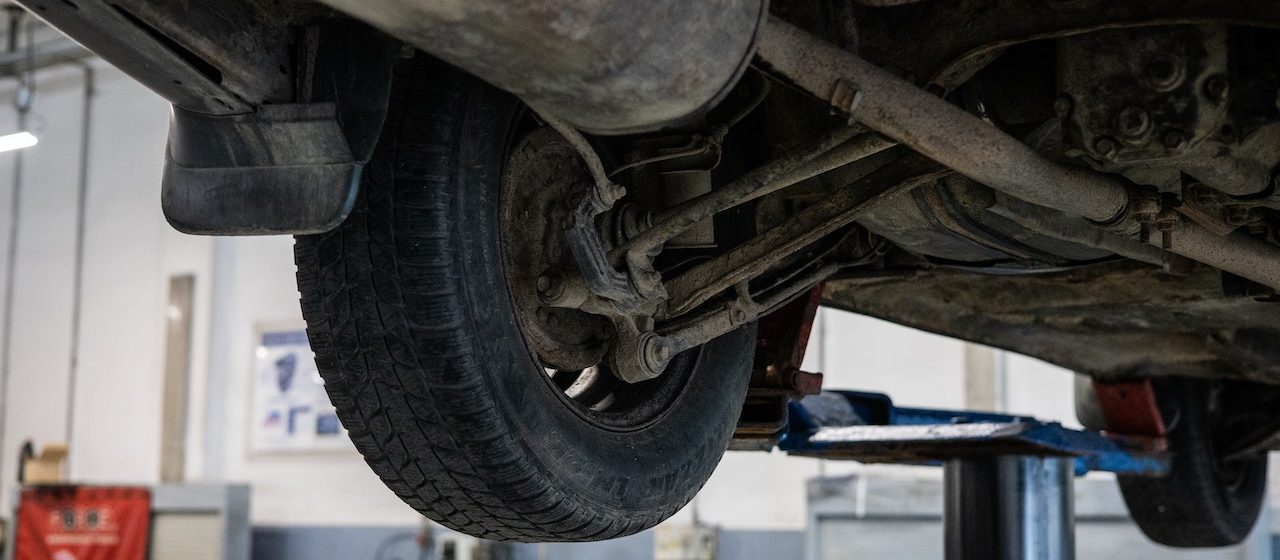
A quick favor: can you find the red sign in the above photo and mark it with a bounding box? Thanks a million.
[14,486,151,560]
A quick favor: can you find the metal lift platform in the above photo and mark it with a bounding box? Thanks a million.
[775,390,1170,560]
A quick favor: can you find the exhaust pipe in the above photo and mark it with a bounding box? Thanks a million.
[315,0,765,135]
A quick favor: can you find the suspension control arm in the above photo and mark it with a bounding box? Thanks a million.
[661,153,948,319]
[612,127,894,262]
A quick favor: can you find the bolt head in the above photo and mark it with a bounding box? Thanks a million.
[604,183,627,205]
[1203,75,1229,104]
[1092,137,1120,160]
[1145,56,1184,91]
[1116,106,1151,138]
[641,334,672,373]
[1053,96,1073,118]
[536,273,565,303]
[1161,129,1189,151]
[654,342,671,363]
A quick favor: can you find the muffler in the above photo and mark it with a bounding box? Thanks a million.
[315,0,766,135]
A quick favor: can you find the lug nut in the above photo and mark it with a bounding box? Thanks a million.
[1116,106,1151,138]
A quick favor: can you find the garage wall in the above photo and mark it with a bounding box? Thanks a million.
[70,64,213,487]
[0,69,65,509]
[0,60,195,511]
[0,60,416,526]
[200,235,421,526]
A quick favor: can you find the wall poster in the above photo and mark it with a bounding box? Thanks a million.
[251,328,347,453]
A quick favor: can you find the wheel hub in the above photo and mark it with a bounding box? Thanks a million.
[500,127,613,371]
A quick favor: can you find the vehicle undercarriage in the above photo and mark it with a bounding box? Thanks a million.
[18,0,1280,546]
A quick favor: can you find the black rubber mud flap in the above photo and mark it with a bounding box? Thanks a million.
[162,21,398,235]
[162,104,364,235]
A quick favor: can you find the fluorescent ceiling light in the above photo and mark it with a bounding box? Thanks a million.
[0,131,38,153]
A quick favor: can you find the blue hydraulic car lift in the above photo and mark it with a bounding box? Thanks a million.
[773,390,1170,560]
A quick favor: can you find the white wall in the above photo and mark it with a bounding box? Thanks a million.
[70,64,210,487]
[0,60,195,510]
[202,235,420,526]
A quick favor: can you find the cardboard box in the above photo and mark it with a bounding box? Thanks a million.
[21,444,68,484]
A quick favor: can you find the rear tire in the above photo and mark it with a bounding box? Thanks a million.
[1117,379,1267,548]
[294,55,755,541]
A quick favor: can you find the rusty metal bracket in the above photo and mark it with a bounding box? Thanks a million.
[1091,379,1168,440]
[830,79,864,124]
[732,286,825,447]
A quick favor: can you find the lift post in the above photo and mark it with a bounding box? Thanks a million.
[944,455,1073,560]
[777,391,1168,560]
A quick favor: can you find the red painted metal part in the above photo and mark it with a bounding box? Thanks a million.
[752,285,824,394]
[1092,379,1167,438]
[787,287,822,367]
[733,285,825,443]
